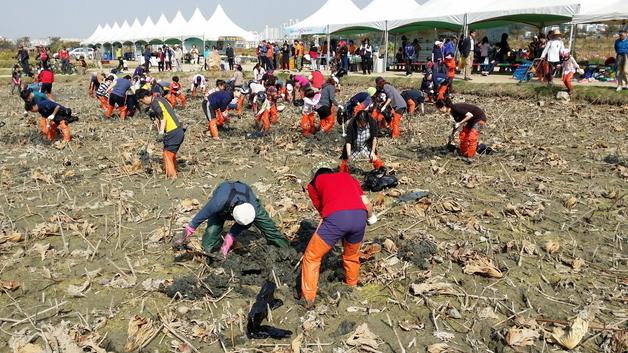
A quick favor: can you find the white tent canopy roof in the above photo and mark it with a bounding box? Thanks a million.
[81,24,102,45]
[135,16,157,42]
[466,0,581,27]
[572,0,628,24]
[164,10,188,40]
[330,0,421,32]
[152,14,171,41]
[182,8,207,40]
[117,21,131,43]
[102,22,121,44]
[95,24,112,44]
[286,0,362,34]
[203,4,256,41]
[126,18,142,42]
[390,0,500,31]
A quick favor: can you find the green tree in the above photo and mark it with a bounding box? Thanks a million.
[0,38,15,50]
[16,36,30,47]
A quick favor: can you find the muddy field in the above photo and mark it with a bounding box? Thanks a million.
[0,74,626,353]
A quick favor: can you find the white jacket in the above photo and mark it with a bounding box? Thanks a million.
[541,39,565,63]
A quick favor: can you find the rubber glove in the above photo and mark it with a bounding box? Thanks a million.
[220,233,235,258]
[48,114,55,121]
[367,214,378,225]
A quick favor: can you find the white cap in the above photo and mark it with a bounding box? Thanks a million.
[434,41,443,46]
[233,203,255,226]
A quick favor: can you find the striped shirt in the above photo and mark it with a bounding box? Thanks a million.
[96,82,111,98]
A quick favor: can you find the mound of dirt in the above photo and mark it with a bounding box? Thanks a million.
[398,239,438,269]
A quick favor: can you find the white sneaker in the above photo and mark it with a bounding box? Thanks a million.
[617,87,623,92]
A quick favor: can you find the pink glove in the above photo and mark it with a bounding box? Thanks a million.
[173,225,196,247]
[220,233,235,258]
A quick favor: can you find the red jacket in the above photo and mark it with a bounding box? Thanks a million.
[444,57,456,79]
[307,172,366,218]
[38,69,54,84]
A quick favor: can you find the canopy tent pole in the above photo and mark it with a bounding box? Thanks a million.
[326,25,331,73]
[568,23,575,52]
[463,13,469,37]
[383,20,389,72]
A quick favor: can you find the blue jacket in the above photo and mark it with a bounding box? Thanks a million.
[443,42,455,57]
[616,38,628,55]
[189,181,259,236]
[208,90,233,110]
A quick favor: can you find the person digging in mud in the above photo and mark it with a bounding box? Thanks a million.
[401,89,425,115]
[436,98,487,161]
[374,77,406,138]
[190,74,207,98]
[95,75,114,112]
[167,76,186,108]
[136,89,185,179]
[344,87,375,118]
[25,99,78,142]
[339,110,384,173]
[298,167,377,308]
[21,88,50,136]
[180,181,289,256]
[105,75,133,120]
[317,77,340,133]
[203,80,233,139]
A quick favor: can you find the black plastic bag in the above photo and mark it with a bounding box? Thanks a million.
[363,167,398,192]
[246,281,292,339]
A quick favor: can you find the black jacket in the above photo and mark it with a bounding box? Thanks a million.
[340,116,379,160]
[460,37,473,57]
[226,47,234,58]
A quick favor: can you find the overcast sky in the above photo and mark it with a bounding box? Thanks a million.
[0,0,424,40]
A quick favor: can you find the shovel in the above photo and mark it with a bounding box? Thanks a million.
[137,125,153,162]
[376,190,430,218]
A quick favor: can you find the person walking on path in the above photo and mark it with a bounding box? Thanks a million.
[174,45,183,72]
[615,29,628,91]
[540,29,565,84]
[404,40,416,76]
[360,39,373,75]
[460,30,476,80]
[180,181,289,255]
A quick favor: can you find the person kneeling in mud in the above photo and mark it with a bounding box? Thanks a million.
[298,167,377,308]
[25,99,78,142]
[436,98,487,161]
[203,80,232,139]
[180,181,289,256]
[21,88,50,137]
[339,110,384,173]
[136,89,185,179]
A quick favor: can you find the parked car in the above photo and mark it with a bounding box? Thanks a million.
[69,48,94,60]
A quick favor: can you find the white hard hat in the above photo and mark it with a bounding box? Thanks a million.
[233,203,255,226]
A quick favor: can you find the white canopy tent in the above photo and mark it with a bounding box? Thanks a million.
[125,19,143,43]
[81,25,102,45]
[329,0,422,33]
[164,10,188,42]
[134,16,157,42]
[152,14,172,42]
[117,21,131,43]
[572,0,628,24]
[465,0,581,29]
[203,4,256,41]
[285,0,362,35]
[103,22,121,44]
[94,24,112,45]
[181,8,207,40]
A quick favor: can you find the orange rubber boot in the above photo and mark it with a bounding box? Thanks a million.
[236,95,245,115]
[300,113,316,136]
[270,104,278,124]
[163,150,177,179]
[46,121,57,141]
[407,99,416,115]
[119,105,128,120]
[437,84,448,101]
[208,120,219,139]
[58,121,71,142]
[167,94,177,107]
[38,117,48,136]
[342,241,362,286]
[260,111,271,131]
[301,233,332,304]
[391,112,402,138]
[178,94,187,107]
[104,104,114,118]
